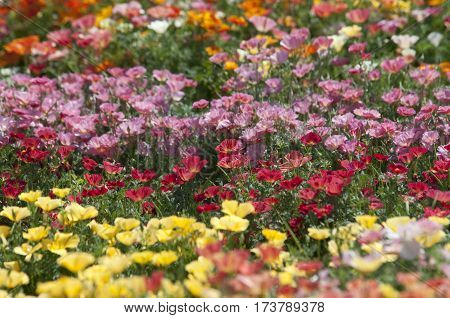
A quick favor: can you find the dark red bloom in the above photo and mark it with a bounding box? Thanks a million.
[215,139,243,154]
[142,201,156,214]
[197,203,220,213]
[217,154,249,169]
[279,176,303,190]
[252,201,272,213]
[17,148,49,163]
[300,131,322,145]
[388,163,408,174]
[106,180,125,190]
[81,186,108,197]
[298,188,317,201]
[84,173,103,187]
[312,204,333,218]
[173,156,207,182]
[408,182,429,199]
[103,161,124,174]
[426,189,450,203]
[160,173,183,192]
[57,146,75,159]
[373,153,389,161]
[2,179,26,199]
[125,186,154,202]
[280,151,311,171]
[82,157,98,171]
[423,206,450,218]
[131,169,157,182]
[145,271,164,293]
[256,168,283,183]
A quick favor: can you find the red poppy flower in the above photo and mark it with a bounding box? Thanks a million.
[256,168,283,183]
[280,176,303,190]
[125,186,154,202]
[82,157,98,171]
[300,131,322,145]
[218,154,249,169]
[57,146,75,159]
[82,186,108,197]
[388,163,408,174]
[298,188,317,201]
[280,151,311,171]
[84,173,103,187]
[145,271,164,293]
[426,189,450,203]
[215,139,243,154]
[173,156,207,182]
[103,161,124,174]
[408,182,429,199]
[106,180,125,190]
[196,203,220,213]
[142,201,156,214]
[373,153,389,161]
[2,179,26,199]
[131,169,157,182]
[160,173,183,192]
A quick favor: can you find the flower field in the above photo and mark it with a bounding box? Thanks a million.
[0,0,449,298]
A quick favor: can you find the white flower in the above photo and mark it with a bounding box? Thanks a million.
[427,32,443,47]
[329,35,347,52]
[391,35,419,50]
[148,20,170,34]
[401,48,416,57]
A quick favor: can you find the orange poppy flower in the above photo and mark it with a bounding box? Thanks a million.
[4,35,39,56]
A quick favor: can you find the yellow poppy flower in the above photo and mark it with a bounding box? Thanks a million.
[379,283,399,298]
[221,200,255,218]
[262,228,287,247]
[42,232,80,255]
[18,190,42,203]
[355,215,378,230]
[3,261,20,271]
[52,188,71,198]
[57,252,95,273]
[152,251,178,267]
[415,230,445,248]
[35,197,63,212]
[131,251,155,265]
[0,269,29,289]
[98,255,131,274]
[36,277,84,297]
[184,278,206,297]
[0,206,31,222]
[79,265,112,286]
[0,226,10,238]
[185,256,214,282]
[23,226,50,242]
[88,221,118,241]
[116,230,140,246]
[114,217,140,231]
[384,216,413,232]
[308,228,330,240]
[339,25,362,38]
[14,242,43,262]
[59,203,98,225]
[211,215,249,232]
[428,216,449,226]
[350,255,384,273]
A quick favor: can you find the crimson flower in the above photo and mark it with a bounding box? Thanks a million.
[131,169,157,182]
[125,186,154,202]
[103,161,124,174]
[256,168,283,183]
[84,173,103,187]
[300,132,322,145]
